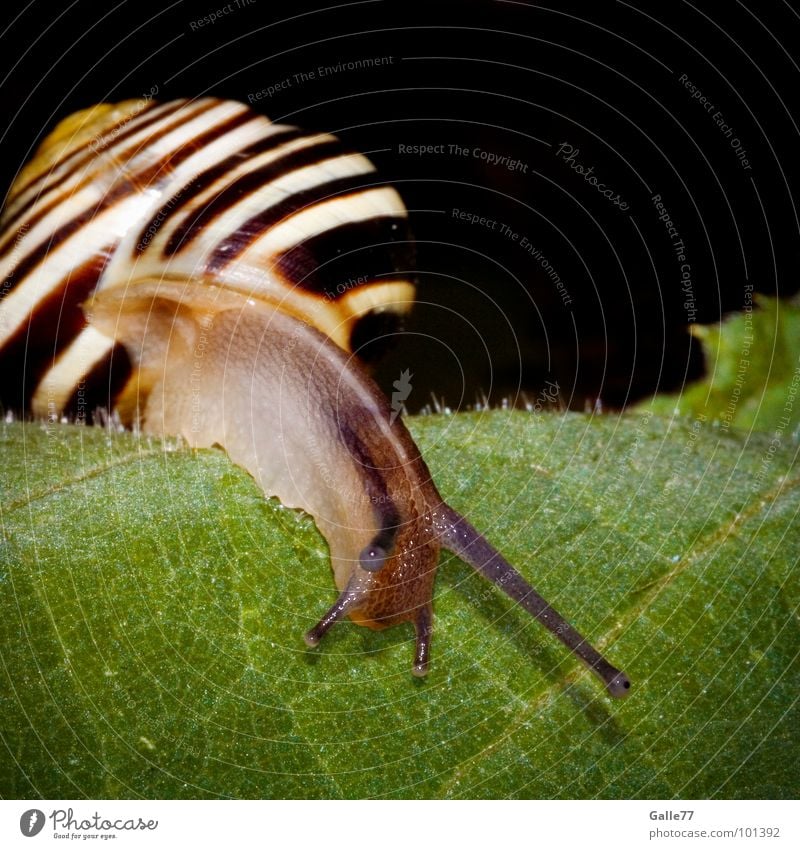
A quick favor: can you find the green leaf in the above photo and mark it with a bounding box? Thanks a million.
[638,294,800,434]
[1,412,798,798]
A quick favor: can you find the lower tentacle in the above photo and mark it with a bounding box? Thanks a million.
[412,605,433,678]
[304,577,365,648]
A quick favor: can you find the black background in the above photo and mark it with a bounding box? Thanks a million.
[2,0,799,411]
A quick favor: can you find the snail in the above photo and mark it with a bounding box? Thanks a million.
[0,97,630,697]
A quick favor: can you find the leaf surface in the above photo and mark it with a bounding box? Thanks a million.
[1,412,797,798]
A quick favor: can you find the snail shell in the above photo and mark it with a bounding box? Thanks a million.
[0,97,629,695]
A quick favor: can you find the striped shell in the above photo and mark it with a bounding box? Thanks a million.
[0,97,414,422]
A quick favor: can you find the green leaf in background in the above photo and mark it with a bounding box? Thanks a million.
[637,294,800,435]
[1,411,798,798]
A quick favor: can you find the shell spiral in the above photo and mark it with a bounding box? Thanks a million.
[0,97,414,422]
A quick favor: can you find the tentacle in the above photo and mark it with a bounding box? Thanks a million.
[304,574,368,648]
[434,504,630,698]
[412,604,433,678]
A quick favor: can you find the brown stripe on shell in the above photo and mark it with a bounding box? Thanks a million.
[0,99,176,240]
[1,107,257,263]
[132,128,308,256]
[205,178,383,274]
[162,137,346,257]
[0,102,246,262]
[61,342,133,424]
[0,99,221,261]
[1,100,233,300]
[4,99,163,204]
[0,249,112,414]
[274,215,414,295]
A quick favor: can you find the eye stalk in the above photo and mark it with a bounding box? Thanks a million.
[436,506,632,698]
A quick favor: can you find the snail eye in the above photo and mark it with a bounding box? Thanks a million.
[359,545,388,572]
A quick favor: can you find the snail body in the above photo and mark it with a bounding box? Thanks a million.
[0,98,629,695]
